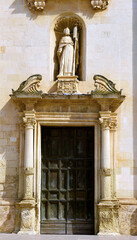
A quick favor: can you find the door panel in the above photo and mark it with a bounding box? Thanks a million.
[41,127,94,235]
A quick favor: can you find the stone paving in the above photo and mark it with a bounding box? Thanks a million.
[0,235,136,240]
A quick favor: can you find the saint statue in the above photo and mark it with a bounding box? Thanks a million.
[57,27,79,77]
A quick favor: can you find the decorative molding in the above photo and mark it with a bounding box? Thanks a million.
[26,0,46,12]
[92,75,122,95]
[12,75,43,95]
[99,168,112,176]
[91,0,109,10]
[24,168,34,175]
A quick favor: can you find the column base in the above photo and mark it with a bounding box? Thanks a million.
[98,199,120,235]
[18,199,36,234]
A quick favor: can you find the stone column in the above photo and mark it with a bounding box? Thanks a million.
[18,111,36,234]
[98,111,119,235]
[99,111,112,200]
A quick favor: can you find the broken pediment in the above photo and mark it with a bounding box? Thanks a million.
[10,74,125,112]
[11,75,43,96]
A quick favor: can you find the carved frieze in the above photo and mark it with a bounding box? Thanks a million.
[91,0,109,10]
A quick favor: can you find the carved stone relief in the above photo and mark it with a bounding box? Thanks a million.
[91,0,109,10]
[26,0,46,12]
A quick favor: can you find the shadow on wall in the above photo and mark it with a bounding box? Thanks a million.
[0,99,21,233]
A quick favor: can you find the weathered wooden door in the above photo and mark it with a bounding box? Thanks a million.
[41,127,94,234]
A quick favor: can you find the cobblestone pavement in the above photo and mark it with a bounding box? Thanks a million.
[0,235,136,240]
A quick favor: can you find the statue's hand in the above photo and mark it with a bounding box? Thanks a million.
[57,49,62,57]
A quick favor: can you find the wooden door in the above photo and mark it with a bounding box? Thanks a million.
[41,127,94,234]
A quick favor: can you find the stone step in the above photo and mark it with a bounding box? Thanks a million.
[0,235,136,240]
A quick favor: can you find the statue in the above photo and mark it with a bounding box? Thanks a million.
[57,27,79,77]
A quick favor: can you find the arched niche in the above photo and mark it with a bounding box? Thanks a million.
[50,13,86,81]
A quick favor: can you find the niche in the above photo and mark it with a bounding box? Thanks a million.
[50,13,86,81]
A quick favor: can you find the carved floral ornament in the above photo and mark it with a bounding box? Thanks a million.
[26,0,109,12]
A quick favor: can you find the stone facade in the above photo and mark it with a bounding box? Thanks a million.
[0,0,137,236]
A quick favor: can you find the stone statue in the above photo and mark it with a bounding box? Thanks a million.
[57,27,79,77]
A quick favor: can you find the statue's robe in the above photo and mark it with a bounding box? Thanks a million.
[58,36,74,76]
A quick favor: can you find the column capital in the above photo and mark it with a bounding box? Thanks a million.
[23,111,36,129]
[99,117,111,130]
[110,113,118,131]
[23,117,36,129]
[99,111,118,131]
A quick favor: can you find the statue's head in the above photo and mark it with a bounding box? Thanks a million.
[63,27,70,36]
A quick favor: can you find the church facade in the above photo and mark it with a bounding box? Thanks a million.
[0,0,137,235]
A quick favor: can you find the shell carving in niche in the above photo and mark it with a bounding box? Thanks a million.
[54,16,82,34]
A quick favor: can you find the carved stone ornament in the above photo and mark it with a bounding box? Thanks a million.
[23,117,36,128]
[91,0,109,10]
[92,75,122,95]
[99,117,111,130]
[57,76,79,95]
[26,0,46,12]
[12,74,43,96]
[99,168,112,176]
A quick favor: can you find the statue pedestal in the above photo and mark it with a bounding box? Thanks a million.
[57,75,79,94]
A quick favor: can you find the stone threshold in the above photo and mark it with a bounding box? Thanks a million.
[0,234,136,240]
